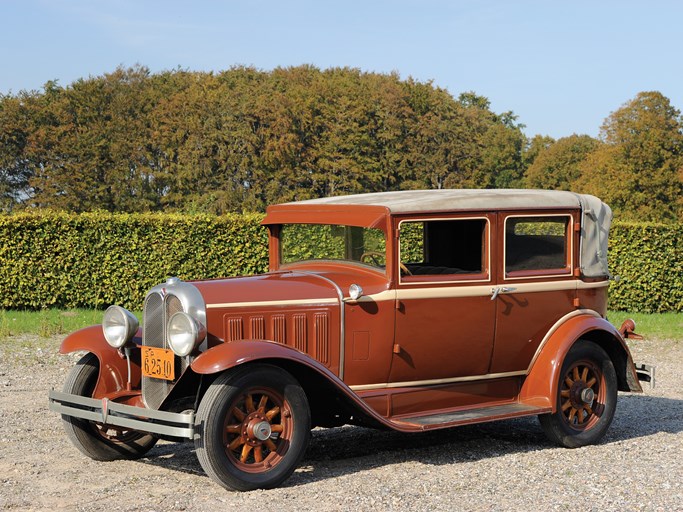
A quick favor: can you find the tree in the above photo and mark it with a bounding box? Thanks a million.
[577,92,683,221]
[524,134,600,190]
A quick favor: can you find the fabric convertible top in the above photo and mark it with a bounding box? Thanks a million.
[281,189,613,278]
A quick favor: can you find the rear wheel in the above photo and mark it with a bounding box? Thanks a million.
[61,353,158,460]
[194,364,311,491]
[539,340,617,448]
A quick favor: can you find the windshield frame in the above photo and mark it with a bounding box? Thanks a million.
[277,223,389,275]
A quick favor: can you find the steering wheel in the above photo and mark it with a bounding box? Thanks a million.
[399,262,412,276]
[360,251,385,266]
[360,251,412,276]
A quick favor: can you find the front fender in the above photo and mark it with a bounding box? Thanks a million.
[191,340,415,431]
[60,325,140,399]
[192,339,341,379]
[520,313,642,411]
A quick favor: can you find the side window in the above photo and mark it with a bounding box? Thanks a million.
[505,216,570,275]
[399,218,488,281]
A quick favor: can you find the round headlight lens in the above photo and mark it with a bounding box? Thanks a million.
[167,312,205,357]
[102,306,139,348]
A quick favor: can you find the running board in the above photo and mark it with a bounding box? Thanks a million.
[390,402,551,430]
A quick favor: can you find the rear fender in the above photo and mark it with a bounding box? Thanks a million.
[60,325,142,399]
[520,313,642,412]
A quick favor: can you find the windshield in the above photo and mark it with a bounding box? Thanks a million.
[280,224,387,271]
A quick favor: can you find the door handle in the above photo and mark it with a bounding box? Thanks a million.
[490,286,517,300]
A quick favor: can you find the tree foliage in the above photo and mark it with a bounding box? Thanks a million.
[1,69,682,221]
[525,134,600,190]
[577,92,683,221]
[0,66,525,214]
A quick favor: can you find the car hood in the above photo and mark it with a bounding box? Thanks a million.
[192,265,391,307]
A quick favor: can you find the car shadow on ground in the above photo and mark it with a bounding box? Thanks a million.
[137,393,683,487]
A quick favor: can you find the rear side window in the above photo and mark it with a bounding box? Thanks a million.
[505,216,570,275]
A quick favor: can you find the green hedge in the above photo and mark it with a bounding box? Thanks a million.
[0,213,680,312]
[0,212,268,310]
[608,222,682,313]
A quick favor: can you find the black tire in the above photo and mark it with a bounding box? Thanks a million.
[61,353,158,461]
[194,364,311,491]
[539,340,617,448]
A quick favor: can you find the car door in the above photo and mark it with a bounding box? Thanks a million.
[389,214,497,384]
[489,210,580,374]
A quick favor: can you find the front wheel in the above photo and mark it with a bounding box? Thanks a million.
[61,353,158,460]
[539,340,617,448]
[194,364,311,491]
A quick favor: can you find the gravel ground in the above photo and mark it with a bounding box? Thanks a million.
[0,335,681,511]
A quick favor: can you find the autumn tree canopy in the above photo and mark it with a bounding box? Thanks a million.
[1,67,681,221]
[0,65,525,214]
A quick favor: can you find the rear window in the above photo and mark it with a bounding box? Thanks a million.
[505,216,570,275]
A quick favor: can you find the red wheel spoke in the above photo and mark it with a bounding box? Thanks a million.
[258,394,269,413]
[572,367,580,381]
[565,377,574,387]
[245,394,256,413]
[240,443,253,463]
[266,406,280,421]
[254,446,263,463]
[577,408,585,423]
[232,407,246,422]
[264,439,277,452]
[560,389,570,398]
[271,424,284,433]
[228,435,244,451]
[586,377,597,388]
[561,400,572,412]
[568,408,576,422]
[584,405,593,416]
[225,424,242,434]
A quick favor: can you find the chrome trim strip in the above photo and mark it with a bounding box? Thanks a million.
[206,298,339,309]
[526,308,602,373]
[48,390,195,439]
[349,370,527,391]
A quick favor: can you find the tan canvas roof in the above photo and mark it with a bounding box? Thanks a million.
[292,189,586,213]
[280,189,613,278]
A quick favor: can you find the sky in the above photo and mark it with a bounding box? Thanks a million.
[1,0,682,139]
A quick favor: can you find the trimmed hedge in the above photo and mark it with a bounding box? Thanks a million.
[0,212,268,310]
[608,222,682,313]
[0,213,680,312]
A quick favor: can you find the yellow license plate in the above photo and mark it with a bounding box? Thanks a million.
[142,346,175,381]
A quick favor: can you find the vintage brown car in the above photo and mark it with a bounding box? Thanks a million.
[49,189,652,491]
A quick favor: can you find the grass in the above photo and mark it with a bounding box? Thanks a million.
[607,311,682,341]
[0,308,679,341]
[0,308,142,338]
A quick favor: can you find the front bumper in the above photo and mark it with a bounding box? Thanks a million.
[48,390,195,439]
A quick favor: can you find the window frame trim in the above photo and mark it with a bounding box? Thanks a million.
[396,215,492,286]
[503,213,574,281]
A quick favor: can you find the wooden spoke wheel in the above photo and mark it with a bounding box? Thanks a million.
[558,360,604,431]
[223,387,292,472]
[195,364,310,491]
[539,340,617,448]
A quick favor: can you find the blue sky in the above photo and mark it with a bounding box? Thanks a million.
[1,0,682,138]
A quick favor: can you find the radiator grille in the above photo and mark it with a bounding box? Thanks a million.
[142,292,189,410]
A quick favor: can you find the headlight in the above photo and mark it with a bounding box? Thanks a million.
[102,306,139,348]
[167,312,206,357]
